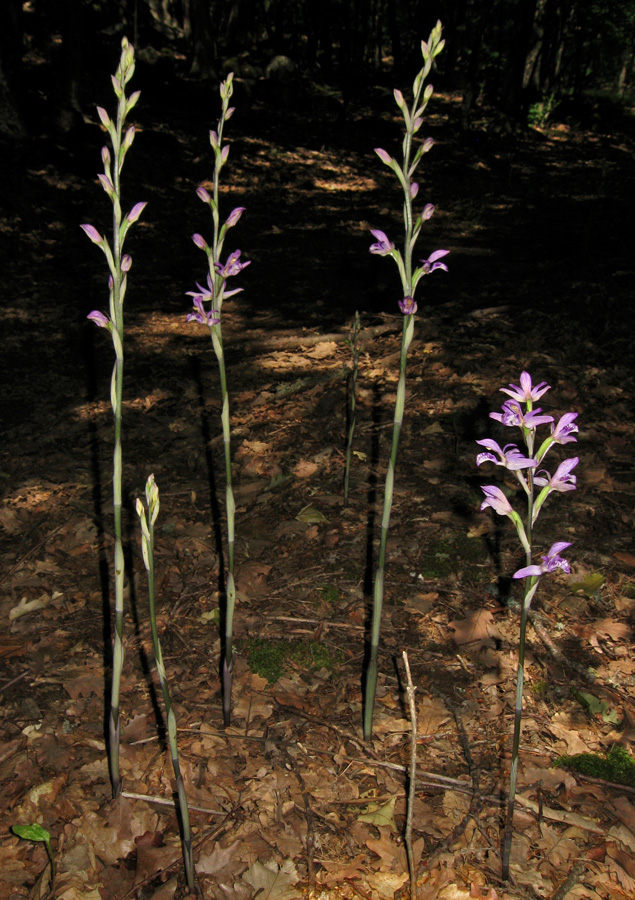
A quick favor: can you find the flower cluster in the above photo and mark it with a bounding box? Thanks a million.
[185,73,250,329]
[367,23,448,319]
[477,371,579,579]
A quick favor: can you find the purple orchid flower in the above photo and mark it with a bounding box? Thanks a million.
[186,296,220,327]
[550,412,579,445]
[399,296,417,315]
[490,399,554,430]
[186,273,215,305]
[476,439,536,471]
[534,457,579,493]
[87,310,112,329]
[480,485,515,517]
[420,248,449,273]
[369,229,395,256]
[215,249,250,278]
[500,372,551,403]
[513,541,572,579]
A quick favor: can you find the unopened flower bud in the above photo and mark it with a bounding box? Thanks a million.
[192,233,208,251]
[375,147,392,166]
[225,206,246,228]
[196,186,212,204]
[127,201,147,223]
[80,223,103,245]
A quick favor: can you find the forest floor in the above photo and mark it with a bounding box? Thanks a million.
[1,47,635,900]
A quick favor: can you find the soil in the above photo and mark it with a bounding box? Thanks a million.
[1,46,635,900]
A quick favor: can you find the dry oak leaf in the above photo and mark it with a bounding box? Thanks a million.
[242,858,301,900]
[306,340,338,359]
[293,458,318,478]
[418,694,451,736]
[537,822,582,868]
[546,716,594,755]
[614,551,635,568]
[448,608,497,649]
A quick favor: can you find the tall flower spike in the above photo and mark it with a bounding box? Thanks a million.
[477,372,580,882]
[186,70,248,729]
[364,21,446,742]
[81,36,145,803]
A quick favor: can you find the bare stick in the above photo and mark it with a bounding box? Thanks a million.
[402,651,417,900]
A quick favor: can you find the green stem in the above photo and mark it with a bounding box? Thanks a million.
[502,469,537,879]
[211,322,236,725]
[364,315,414,740]
[344,311,361,507]
[138,479,195,891]
[364,26,443,740]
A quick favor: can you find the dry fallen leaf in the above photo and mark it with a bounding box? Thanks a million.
[242,857,301,899]
[448,608,497,649]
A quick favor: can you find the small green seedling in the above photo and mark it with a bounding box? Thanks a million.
[12,824,55,890]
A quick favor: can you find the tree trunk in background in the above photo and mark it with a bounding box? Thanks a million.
[499,0,540,122]
[0,0,23,135]
[535,0,571,94]
[458,0,494,130]
[386,0,402,74]
[183,0,217,77]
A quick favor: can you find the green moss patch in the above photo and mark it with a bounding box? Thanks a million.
[246,638,339,684]
[419,534,489,579]
[555,744,635,788]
